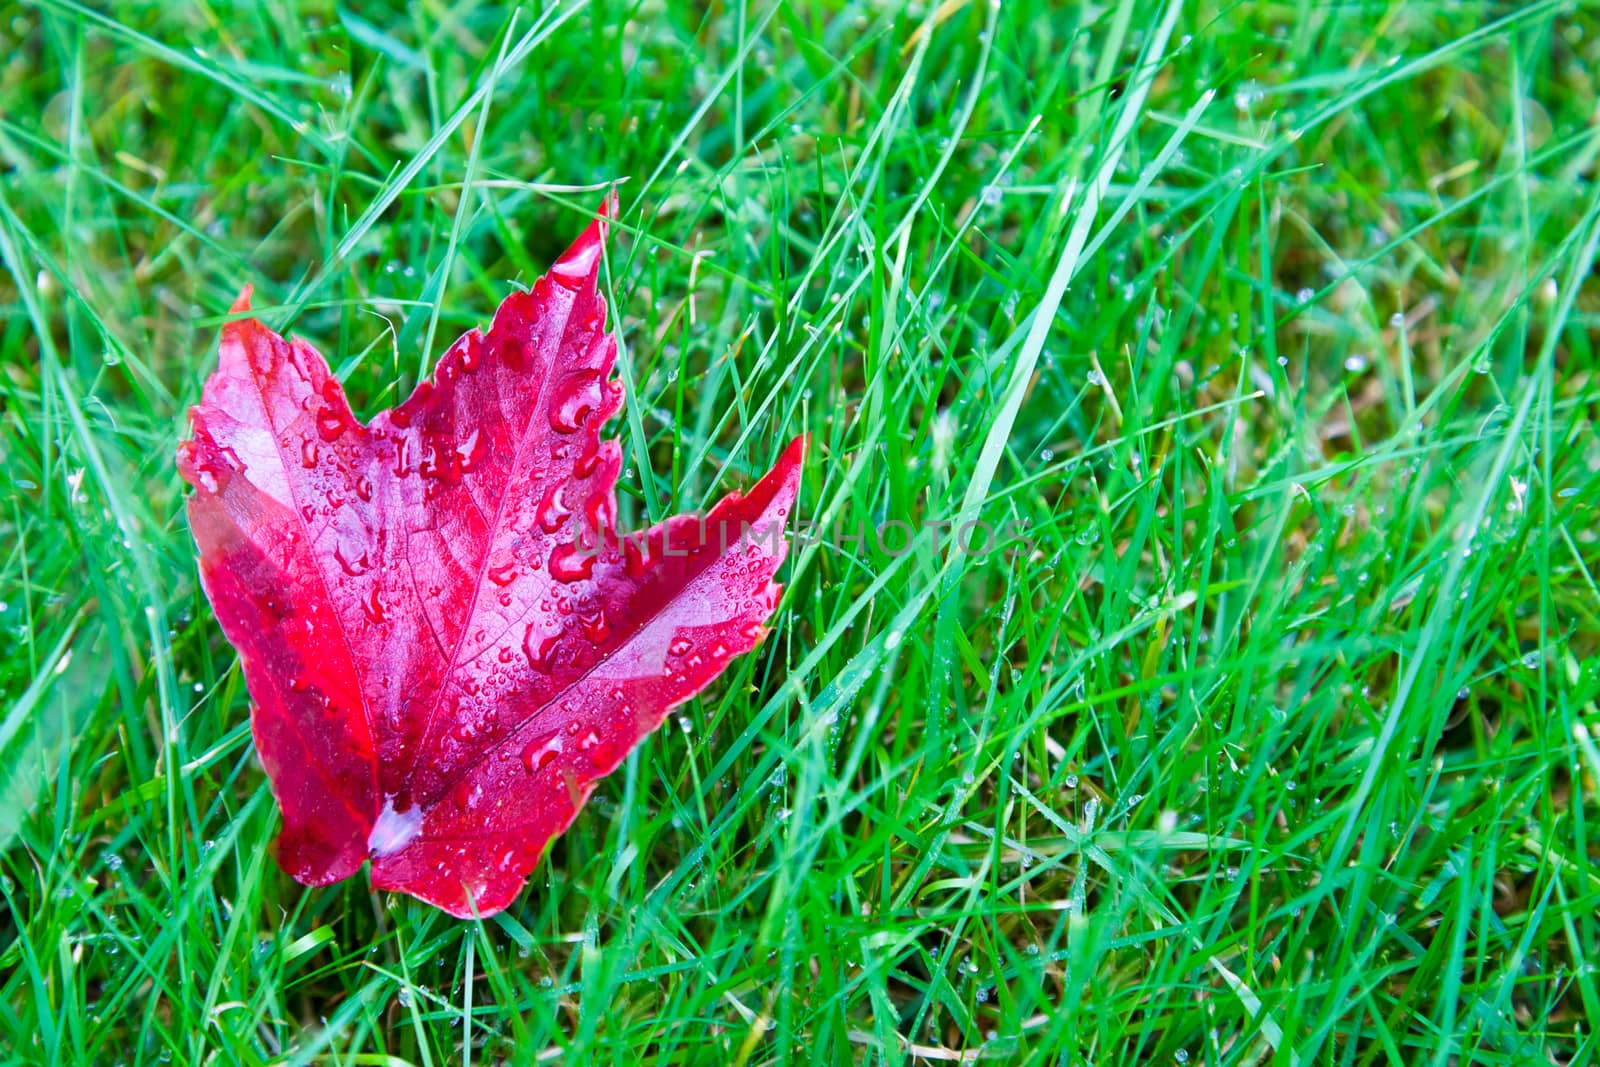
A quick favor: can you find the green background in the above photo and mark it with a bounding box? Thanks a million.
[2,0,1599,1063]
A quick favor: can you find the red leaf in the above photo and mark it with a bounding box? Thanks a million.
[176,199,804,917]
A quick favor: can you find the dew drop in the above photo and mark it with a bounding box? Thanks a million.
[456,428,482,471]
[362,588,385,623]
[549,371,604,433]
[489,561,517,586]
[574,441,603,477]
[579,609,610,643]
[521,733,563,773]
[355,474,373,501]
[316,409,347,442]
[549,542,595,583]
[524,625,559,673]
[549,239,601,289]
[335,545,371,577]
[537,484,572,533]
[669,638,692,656]
[418,440,456,483]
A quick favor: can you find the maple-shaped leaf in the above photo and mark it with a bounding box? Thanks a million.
[176,199,805,918]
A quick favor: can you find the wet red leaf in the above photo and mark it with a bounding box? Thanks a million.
[176,199,804,917]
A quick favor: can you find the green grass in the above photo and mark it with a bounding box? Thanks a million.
[2,0,1599,1062]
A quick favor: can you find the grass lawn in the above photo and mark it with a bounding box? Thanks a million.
[3,0,1600,1062]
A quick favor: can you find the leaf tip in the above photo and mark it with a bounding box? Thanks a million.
[549,196,617,289]
[768,434,808,496]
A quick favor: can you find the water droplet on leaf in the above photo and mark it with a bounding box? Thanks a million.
[549,371,604,433]
[549,542,595,583]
